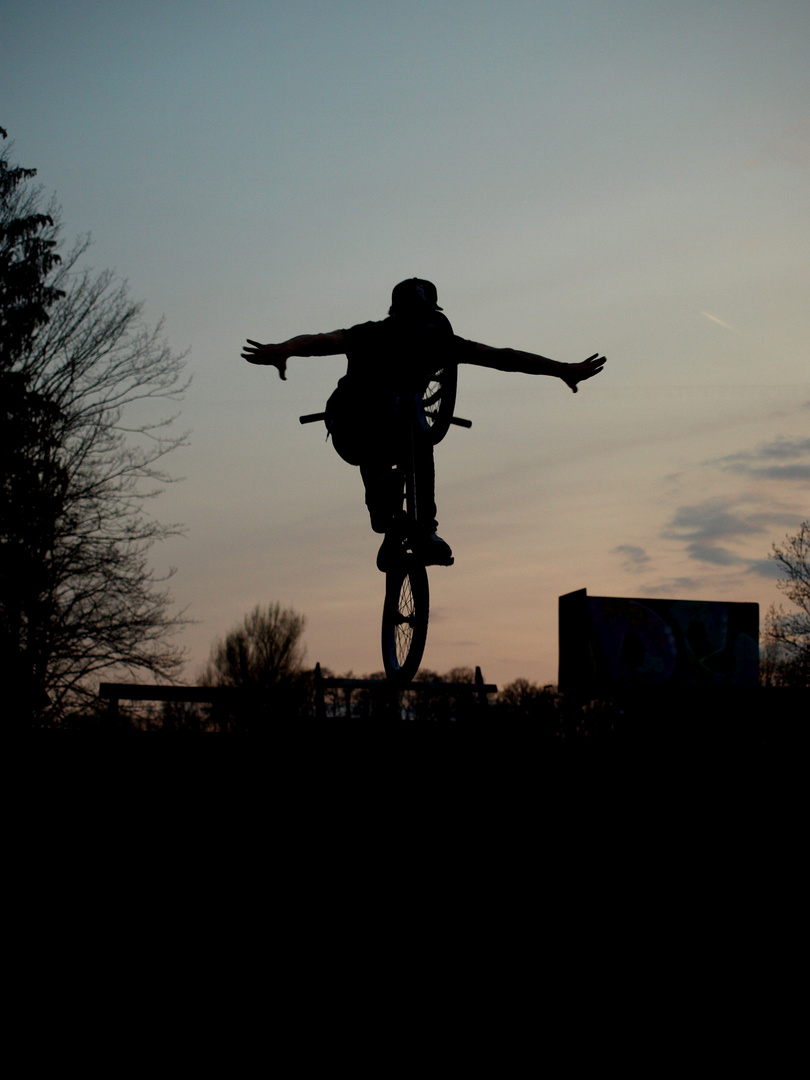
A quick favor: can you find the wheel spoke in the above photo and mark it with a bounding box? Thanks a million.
[382,558,429,680]
[416,364,456,444]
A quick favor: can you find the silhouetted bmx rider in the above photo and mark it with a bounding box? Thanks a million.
[243,278,606,571]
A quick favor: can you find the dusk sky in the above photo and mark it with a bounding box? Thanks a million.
[3,0,808,687]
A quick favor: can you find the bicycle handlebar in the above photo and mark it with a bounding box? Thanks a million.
[299,412,471,427]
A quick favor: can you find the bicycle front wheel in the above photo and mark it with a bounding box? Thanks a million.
[417,363,458,445]
[381,557,429,683]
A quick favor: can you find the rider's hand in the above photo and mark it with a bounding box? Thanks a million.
[241,340,289,379]
[561,353,606,393]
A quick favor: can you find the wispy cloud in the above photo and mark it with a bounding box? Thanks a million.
[711,436,810,481]
[662,497,800,578]
[665,499,777,543]
[745,558,784,581]
[685,542,751,566]
[637,577,702,596]
[701,310,735,331]
[612,544,652,572]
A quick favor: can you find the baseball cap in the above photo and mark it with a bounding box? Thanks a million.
[390,278,443,311]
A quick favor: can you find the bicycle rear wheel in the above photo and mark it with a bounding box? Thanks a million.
[417,363,457,445]
[381,556,429,683]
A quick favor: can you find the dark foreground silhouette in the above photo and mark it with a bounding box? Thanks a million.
[66,672,806,745]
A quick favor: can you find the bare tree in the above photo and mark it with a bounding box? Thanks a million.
[763,521,810,688]
[1,130,189,723]
[200,603,308,727]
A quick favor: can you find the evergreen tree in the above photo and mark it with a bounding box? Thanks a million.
[0,126,64,368]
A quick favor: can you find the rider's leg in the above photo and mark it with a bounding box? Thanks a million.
[361,435,439,535]
[360,461,401,534]
[335,410,451,567]
[360,459,408,572]
[329,403,399,534]
[413,437,438,533]
[413,437,453,565]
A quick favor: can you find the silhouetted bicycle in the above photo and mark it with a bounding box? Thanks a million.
[301,362,469,683]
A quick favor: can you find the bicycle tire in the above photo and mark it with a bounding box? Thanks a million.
[381,556,429,683]
[416,362,458,445]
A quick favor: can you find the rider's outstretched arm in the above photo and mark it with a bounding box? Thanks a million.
[465,342,606,394]
[242,331,346,380]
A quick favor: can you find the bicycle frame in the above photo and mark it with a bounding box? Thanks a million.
[395,392,424,543]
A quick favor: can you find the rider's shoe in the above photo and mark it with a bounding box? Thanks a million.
[413,532,454,567]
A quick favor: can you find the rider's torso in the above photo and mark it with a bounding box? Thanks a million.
[338,314,470,403]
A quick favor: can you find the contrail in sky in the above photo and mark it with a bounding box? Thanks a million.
[702,310,735,330]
